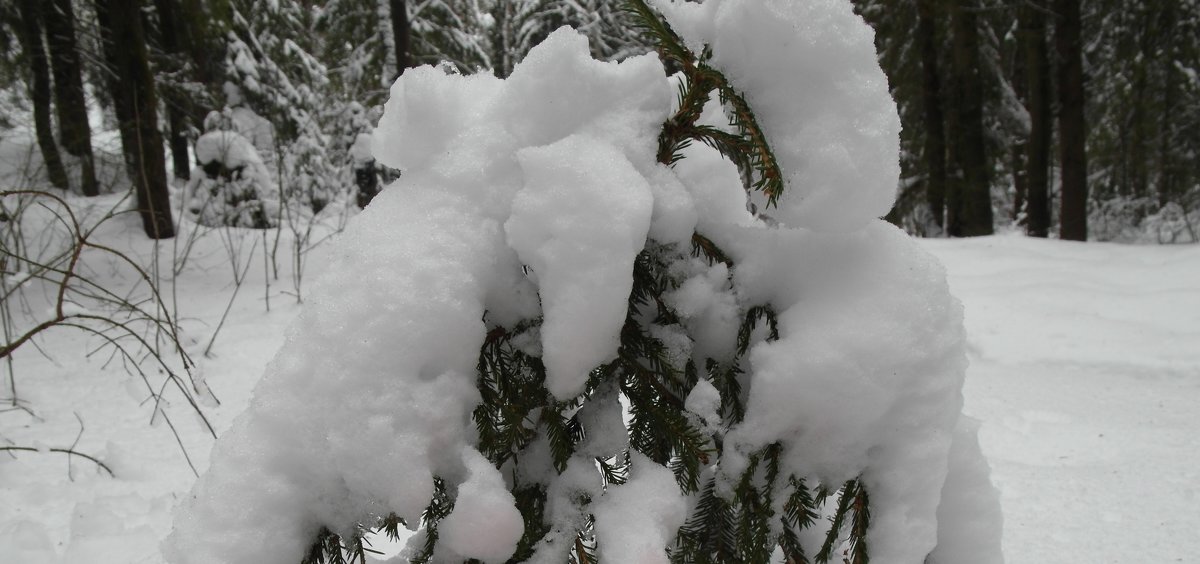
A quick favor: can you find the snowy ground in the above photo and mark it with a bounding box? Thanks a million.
[1,183,1197,563]
[925,236,1200,564]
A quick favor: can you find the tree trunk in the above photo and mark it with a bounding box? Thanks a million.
[947,0,994,236]
[178,0,221,124]
[1055,0,1088,241]
[43,0,98,196]
[95,0,175,239]
[389,0,410,80]
[1156,0,1177,206]
[916,0,948,232]
[153,0,194,181]
[1023,1,1052,237]
[16,0,71,192]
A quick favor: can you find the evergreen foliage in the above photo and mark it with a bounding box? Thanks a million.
[299,2,873,562]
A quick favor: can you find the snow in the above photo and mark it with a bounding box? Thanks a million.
[165,182,503,564]
[708,220,968,562]
[436,448,524,563]
[194,130,265,171]
[925,235,1200,564]
[507,135,654,400]
[592,453,688,564]
[665,261,740,364]
[655,0,901,233]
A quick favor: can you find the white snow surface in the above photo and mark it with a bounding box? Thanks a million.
[436,448,525,563]
[507,135,654,400]
[702,220,969,562]
[194,130,265,171]
[592,453,688,564]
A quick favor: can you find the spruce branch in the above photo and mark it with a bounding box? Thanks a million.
[624,0,786,208]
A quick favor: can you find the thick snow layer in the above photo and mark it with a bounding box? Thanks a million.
[928,417,1005,564]
[167,27,677,564]
[592,453,688,564]
[165,185,502,564]
[194,130,265,170]
[437,448,524,562]
[655,0,901,232]
[507,135,654,400]
[707,220,969,562]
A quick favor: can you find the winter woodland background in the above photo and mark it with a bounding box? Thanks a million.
[0,0,1197,563]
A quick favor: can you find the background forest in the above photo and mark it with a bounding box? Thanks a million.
[2,0,1197,244]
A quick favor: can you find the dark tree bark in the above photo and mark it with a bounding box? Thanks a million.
[1156,0,1177,206]
[1055,0,1088,241]
[389,0,410,80]
[916,0,948,231]
[947,0,994,237]
[95,0,175,239]
[44,0,98,196]
[16,0,71,192]
[153,0,194,181]
[177,0,222,124]
[1023,0,1052,237]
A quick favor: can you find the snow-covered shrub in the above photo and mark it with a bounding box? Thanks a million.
[165,2,1002,563]
[186,127,278,229]
[1089,194,1200,244]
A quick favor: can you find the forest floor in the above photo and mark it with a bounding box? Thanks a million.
[1,181,1197,563]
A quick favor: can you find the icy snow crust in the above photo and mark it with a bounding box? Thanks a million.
[167,7,999,563]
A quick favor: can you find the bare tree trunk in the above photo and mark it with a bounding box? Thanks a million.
[16,0,71,192]
[1055,0,1088,241]
[917,0,948,231]
[947,0,994,236]
[43,0,98,196]
[95,0,175,239]
[153,0,193,181]
[389,0,410,80]
[1156,0,1177,207]
[1024,0,1052,237]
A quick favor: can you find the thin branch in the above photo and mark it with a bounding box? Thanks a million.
[0,446,114,477]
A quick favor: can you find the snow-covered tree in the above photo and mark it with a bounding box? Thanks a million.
[165,2,1002,563]
[223,0,342,212]
[1086,0,1200,242]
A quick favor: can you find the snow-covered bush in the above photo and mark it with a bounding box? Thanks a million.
[165,2,1002,563]
[186,126,278,229]
[1089,194,1200,244]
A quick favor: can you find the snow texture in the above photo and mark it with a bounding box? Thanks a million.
[507,135,654,400]
[655,0,901,232]
[166,6,993,563]
[194,130,266,171]
[699,220,970,563]
[167,27,676,564]
[928,416,1005,564]
[437,448,525,563]
[592,453,688,564]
